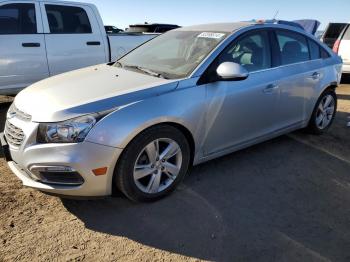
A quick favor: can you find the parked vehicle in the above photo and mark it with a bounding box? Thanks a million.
[1,22,342,202]
[126,23,180,33]
[333,24,350,74]
[321,22,348,48]
[0,0,157,95]
[104,25,123,34]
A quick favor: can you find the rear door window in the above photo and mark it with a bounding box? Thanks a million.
[0,3,36,34]
[45,5,92,34]
[276,30,310,65]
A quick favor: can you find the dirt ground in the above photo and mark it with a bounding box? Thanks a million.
[0,81,349,262]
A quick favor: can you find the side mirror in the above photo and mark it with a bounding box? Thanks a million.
[216,62,249,81]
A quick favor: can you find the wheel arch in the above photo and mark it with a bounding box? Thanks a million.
[111,121,196,196]
[323,81,338,92]
[117,120,196,166]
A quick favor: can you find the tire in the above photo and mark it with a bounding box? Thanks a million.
[114,125,191,202]
[306,89,337,135]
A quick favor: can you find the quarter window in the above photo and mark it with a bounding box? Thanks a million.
[321,48,331,59]
[276,31,310,65]
[217,31,271,72]
[45,5,92,34]
[0,3,37,34]
[308,39,321,60]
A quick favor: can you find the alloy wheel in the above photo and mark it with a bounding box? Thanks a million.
[315,94,335,130]
[133,138,183,194]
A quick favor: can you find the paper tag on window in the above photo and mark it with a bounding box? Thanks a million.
[197,32,225,39]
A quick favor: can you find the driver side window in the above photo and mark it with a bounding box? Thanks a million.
[217,31,272,72]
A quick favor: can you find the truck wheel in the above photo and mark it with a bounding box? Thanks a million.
[114,125,191,202]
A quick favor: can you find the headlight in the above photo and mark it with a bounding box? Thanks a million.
[37,111,112,144]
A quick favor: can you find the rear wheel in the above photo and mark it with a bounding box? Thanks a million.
[306,89,337,134]
[114,125,191,202]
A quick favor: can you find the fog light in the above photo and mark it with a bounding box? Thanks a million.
[29,165,84,186]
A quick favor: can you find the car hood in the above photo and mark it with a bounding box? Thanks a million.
[14,64,179,122]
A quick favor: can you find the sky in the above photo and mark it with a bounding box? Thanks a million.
[71,0,350,30]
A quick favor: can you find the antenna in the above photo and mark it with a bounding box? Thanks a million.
[273,10,279,20]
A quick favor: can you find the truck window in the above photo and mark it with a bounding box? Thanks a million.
[342,26,350,40]
[324,23,347,39]
[45,5,92,34]
[0,3,36,34]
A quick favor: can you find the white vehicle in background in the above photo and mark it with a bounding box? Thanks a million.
[0,0,157,95]
[333,24,350,74]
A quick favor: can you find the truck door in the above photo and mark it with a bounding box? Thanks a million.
[0,1,49,94]
[40,2,107,76]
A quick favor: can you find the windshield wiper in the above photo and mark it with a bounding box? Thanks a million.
[123,64,167,79]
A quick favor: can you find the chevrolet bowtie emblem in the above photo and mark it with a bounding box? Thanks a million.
[8,111,16,119]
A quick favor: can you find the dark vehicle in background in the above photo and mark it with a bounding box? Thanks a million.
[321,23,348,48]
[105,25,124,34]
[126,23,180,33]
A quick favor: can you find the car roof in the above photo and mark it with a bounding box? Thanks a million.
[175,22,254,33]
[130,23,179,27]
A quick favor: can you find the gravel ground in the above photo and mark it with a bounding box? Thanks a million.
[0,82,349,262]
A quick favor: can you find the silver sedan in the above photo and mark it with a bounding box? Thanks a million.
[1,22,342,202]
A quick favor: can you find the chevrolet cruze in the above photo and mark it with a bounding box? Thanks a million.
[1,22,342,202]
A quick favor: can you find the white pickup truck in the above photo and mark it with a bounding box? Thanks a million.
[0,0,158,95]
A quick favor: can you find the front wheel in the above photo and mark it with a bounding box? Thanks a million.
[114,125,191,202]
[306,89,337,134]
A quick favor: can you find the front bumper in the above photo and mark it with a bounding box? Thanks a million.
[1,133,123,197]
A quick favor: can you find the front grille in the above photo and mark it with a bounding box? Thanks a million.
[4,121,25,147]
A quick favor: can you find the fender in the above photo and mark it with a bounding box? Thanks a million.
[86,83,208,160]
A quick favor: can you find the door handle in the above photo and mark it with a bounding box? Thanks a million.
[310,72,321,80]
[263,84,279,94]
[22,43,40,47]
[86,41,101,46]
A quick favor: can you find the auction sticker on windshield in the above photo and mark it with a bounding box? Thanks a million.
[197,32,226,39]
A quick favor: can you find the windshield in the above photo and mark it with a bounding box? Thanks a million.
[116,30,228,79]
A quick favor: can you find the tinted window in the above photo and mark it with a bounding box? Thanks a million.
[45,5,92,34]
[308,39,321,60]
[276,31,310,65]
[217,31,271,72]
[0,3,36,34]
[343,26,350,40]
[321,48,330,59]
